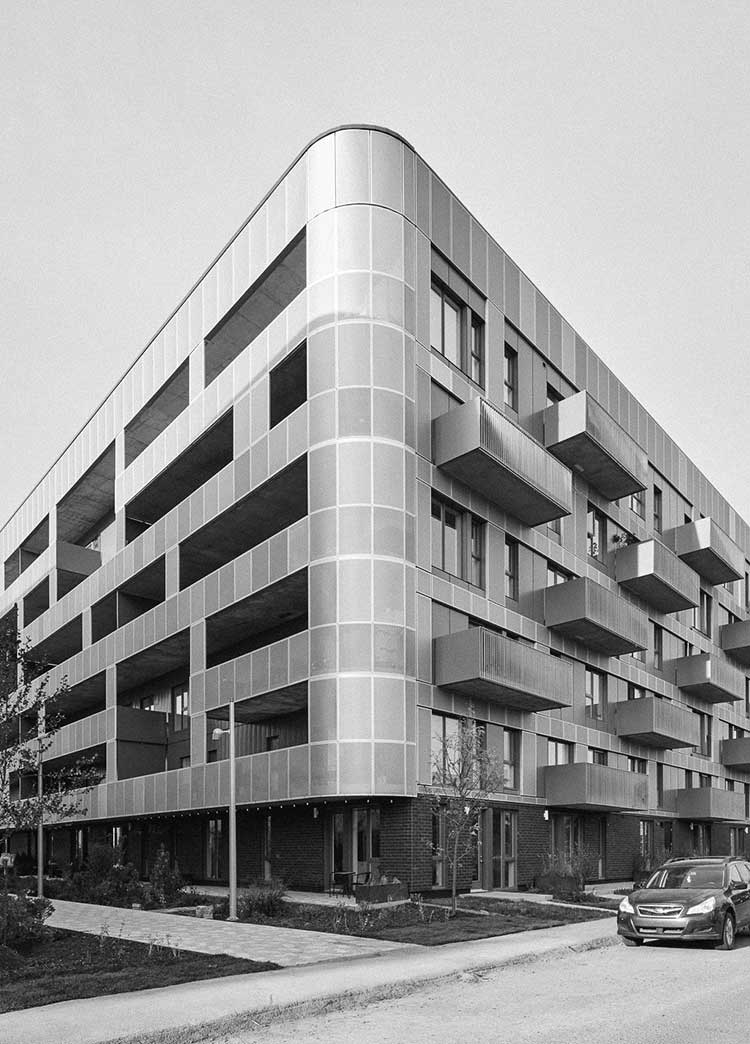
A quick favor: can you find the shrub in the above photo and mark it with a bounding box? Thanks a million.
[149,845,184,908]
[0,893,52,948]
[237,879,286,919]
[60,844,148,908]
[539,846,599,901]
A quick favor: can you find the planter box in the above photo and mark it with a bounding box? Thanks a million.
[354,882,409,904]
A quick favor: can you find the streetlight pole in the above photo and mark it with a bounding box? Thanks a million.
[37,706,45,899]
[212,701,237,922]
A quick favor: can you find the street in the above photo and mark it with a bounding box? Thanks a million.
[221,936,749,1044]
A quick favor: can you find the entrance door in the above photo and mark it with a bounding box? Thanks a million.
[330,808,381,884]
[470,811,483,889]
[491,808,518,889]
[262,814,272,881]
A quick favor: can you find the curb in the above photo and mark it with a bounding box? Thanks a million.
[110,931,620,1044]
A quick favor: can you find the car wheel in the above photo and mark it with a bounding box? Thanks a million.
[623,937,644,947]
[715,913,736,951]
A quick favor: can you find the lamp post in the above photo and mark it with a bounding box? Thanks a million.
[37,706,45,899]
[211,699,237,921]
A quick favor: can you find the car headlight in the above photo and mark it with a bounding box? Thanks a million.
[686,896,716,915]
[619,896,635,914]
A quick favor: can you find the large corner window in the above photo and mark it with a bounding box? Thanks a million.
[429,255,485,385]
[431,495,484,588]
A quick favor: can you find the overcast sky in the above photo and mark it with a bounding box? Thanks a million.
[2,0,749,529]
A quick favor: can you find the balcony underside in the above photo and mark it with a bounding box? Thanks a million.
[671,518,744,585]
[433,628,573,712]
[670,787,745,822]
[545,763,649,811]
[720,620,750,667]
[613,697,699,749]
[615,541,699,614]
[720,738,750,772]
[672,653,744,704]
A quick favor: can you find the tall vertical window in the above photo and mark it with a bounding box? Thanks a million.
[630,489,645,518]
[587,505,606,560]
[696,590,712,637]
[430,276,485,383]
[653,624,663,671]
[745,570,750,611]
[503,728,520,790]
[548,739,573,765]
[431,496,484,587]
[653,486,663,534]
[694,710,712,757]
[585,668,606,720]
[656,762,664,807]
[505,537,519,601]
[503,345,518,411]
[171,683,189,730]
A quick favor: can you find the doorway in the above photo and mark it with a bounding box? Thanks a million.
[491,808,518,889]
[329,807,381,882]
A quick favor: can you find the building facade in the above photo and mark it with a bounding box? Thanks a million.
[3,125,750,891]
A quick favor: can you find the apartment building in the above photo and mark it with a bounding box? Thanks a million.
[4,125,750,891]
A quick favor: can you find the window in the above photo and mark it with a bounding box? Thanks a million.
[656,762,664,806]
[503,729,520,790]
[628,684,647,700]
[718,606,739,628]
[547,515,562,538]
[140,695,155,712]
[179,755,191,768]
[587,505,606,560]
[548,739,573,766]
[745,570,750,611]
[547,562,572,587]
[628,756,647,774]
[503,345,518,411]
[588,748,608,765]
[585,668,606,720]
[546,383,564,407]
[696,590,712,637]
[630,489,645,518]
[269,341,307,428]
[685,769,693,789]
[505,537,519,601]
[726,779,736,792]
[171,683,189,730]
[431,496,484,587]
[639,820,653,859]
[430,278,484,383]
[431,712,461,784]
[653,624,663,671]
[653,486,662,534]
[694,710,712,757]
[746,677,750,719]
[699,772,712,788]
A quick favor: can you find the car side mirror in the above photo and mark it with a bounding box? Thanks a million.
[729,880,744,891]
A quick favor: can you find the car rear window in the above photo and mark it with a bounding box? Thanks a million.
[647,865,726,889]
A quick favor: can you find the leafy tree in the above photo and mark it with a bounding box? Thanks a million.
[430,711,505,915]
[0,617,98,873]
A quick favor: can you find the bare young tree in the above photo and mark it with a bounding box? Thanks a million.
[430,712,505,914]
[0,620,97,882]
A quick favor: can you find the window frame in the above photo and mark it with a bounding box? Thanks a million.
[431,494,485,589]
[430,277,485,385]
[504,536,519,602]
[584,667,607,721]
[503,343,518,411]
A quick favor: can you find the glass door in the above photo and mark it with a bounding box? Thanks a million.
[491,808,517,889]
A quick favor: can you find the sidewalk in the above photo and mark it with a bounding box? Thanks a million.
[1,911,618,1044]
[45,899,411,965]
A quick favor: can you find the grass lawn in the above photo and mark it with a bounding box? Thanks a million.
[203,897,612,947]
[0,929,279,1013]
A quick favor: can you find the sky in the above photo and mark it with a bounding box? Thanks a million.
[2,0,749,529]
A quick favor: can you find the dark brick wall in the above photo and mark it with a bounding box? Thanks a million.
[267,806,325,890]
[381,800,418,889]
[604,815,640,879]
[517,805,550,887]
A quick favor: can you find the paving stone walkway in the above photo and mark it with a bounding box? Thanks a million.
[47,898,414,966]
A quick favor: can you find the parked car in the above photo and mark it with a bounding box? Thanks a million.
[617,856,750,950]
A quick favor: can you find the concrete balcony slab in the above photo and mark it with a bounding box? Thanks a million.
[544,762,649,811]
[615,539,699,614]
[613,696,700,749]
[544,576,649,657]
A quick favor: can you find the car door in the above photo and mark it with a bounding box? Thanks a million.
[729,863,750,926]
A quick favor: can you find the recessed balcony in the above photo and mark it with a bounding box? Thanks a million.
[433,397,572,527]
[613,697,700,749]
[672,653,744,704]
[720,739,750,772]
[544,763,648,811]
[720,620,750,667]
[669,787,745,822]
[543,390,649,501]
[670,518,744,586]
[615,540,699,614]
[544,576,649,656]
[433,628,574,712]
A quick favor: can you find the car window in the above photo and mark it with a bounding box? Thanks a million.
[738,863,750,885]
[729,864,744,886]
[647,865,725,889]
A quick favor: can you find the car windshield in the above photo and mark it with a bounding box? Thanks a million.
[646,865,725,890]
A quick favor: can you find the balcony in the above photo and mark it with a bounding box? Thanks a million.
[615,540,699,614]
[672,653,744,704]
[720,739,750,772]
[544,576,649,656]
[433,397,572,527]
[720,620,750,667]
[613,697,700,749]
[433,628,574,712]
[670,518,744,585]
[669,787,745,822]
[543,390,649,501]
[544,763,648,811]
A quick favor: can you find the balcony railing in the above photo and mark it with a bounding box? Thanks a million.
[543,390,649,501]
[668,787,745,822]
[613,696,700,749]
[720,620,750,667]
[672,653,745,704]
[544,576,649,656]
[720,738,750,772]
[433,397,573,526]
[544,762,649,811]
[615,540,699,614]
[433,628,574,712]
[670,518,744,585]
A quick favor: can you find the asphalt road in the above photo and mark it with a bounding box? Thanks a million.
[224,934,750,1044]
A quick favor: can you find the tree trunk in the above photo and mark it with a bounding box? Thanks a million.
[451,832,460,915]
